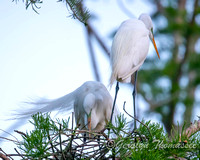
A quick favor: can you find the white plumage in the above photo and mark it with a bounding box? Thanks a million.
[110,13,160,85]
[16,81,119,132]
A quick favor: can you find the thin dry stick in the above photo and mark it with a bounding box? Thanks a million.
[47,131,59,160]
[72,112,74,130]
[59,124,66,160]
[0,148,14,160]
[90,147,108,159]
[0,129,19,144]
[14,148,25,159]
[0,137,18,144]
[0,153,10,160]
[123,101,153,138]
[96,147,110,159]
[14,130,27,137]
[70,112,74,155]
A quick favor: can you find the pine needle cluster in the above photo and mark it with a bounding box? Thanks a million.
[13,0,90,25]
[62,0,90,25]
[0,113,199,159]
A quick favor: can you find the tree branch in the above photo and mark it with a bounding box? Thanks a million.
[86,26,101,81]
[153,0,165,14]
[176,0,199,81]
[87,24,110,57]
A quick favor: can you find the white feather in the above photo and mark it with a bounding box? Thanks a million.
[110,13,156,85]
[14,81,119,132]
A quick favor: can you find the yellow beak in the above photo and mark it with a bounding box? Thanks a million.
[151,35,160,59]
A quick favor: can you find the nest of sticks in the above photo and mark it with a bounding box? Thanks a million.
[0,128,116,160]
[0,111,120,160]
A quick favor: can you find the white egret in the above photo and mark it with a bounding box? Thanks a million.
[16,81,119,135]
[110,13,160,129]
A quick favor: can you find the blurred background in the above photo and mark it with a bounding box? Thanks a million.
[0,0,200,155]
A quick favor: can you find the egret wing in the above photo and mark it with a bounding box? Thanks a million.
[110,19,149,83]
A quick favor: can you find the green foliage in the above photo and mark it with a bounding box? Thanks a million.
[18,113,70,159]
[13,0,90,25]
[1,113,199,159]
[13,0,42,14]
[62,0,90,25]
[109,114,129,136]
[138,0,200,134]
[108,115,200,160]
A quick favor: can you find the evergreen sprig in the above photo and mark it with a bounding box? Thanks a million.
[13,0,90,25]
[17,113,71,159]
[13,0,42,14]
[1,113,199,159]
[107,116,200,159]
[63,0,90,25]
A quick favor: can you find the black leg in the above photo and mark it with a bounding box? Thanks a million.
[132,71,138,131]
[110,81,119,123]
[84,133,86,143]
[97,135,100,150]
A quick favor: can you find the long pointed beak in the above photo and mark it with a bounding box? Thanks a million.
[151,36,160,59]
[88,116,91,138]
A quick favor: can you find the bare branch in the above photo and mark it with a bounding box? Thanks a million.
[87,24,110,57]
[123,101,153,138]
[153,0,165,14]
[86,26,101,81]
[0,153,10,160]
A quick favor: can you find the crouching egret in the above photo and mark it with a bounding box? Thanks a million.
[16,81,119,135]
[110,13,160,129]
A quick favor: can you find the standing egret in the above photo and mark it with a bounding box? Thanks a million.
[110,13,160,129]
[15,81,119,136]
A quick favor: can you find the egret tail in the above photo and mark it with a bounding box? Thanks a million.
[13,91,76,119]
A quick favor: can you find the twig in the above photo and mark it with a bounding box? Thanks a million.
[70,112,75,158]
[147,91,180,110]
[72,112,74,130]
[87,25,110,57]
[59,124,66,160]
[96,148,109,159]
[0,148,14,160]
[0,153,10,160]
[47,132,59,160]
[0,129,19,143]
[123,101,153,138]
[14,148,25,159]
[0,137,19,144]
[14,130,27,137]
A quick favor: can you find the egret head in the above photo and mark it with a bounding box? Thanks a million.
[139,13,160,59]
[139,13,153,31]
